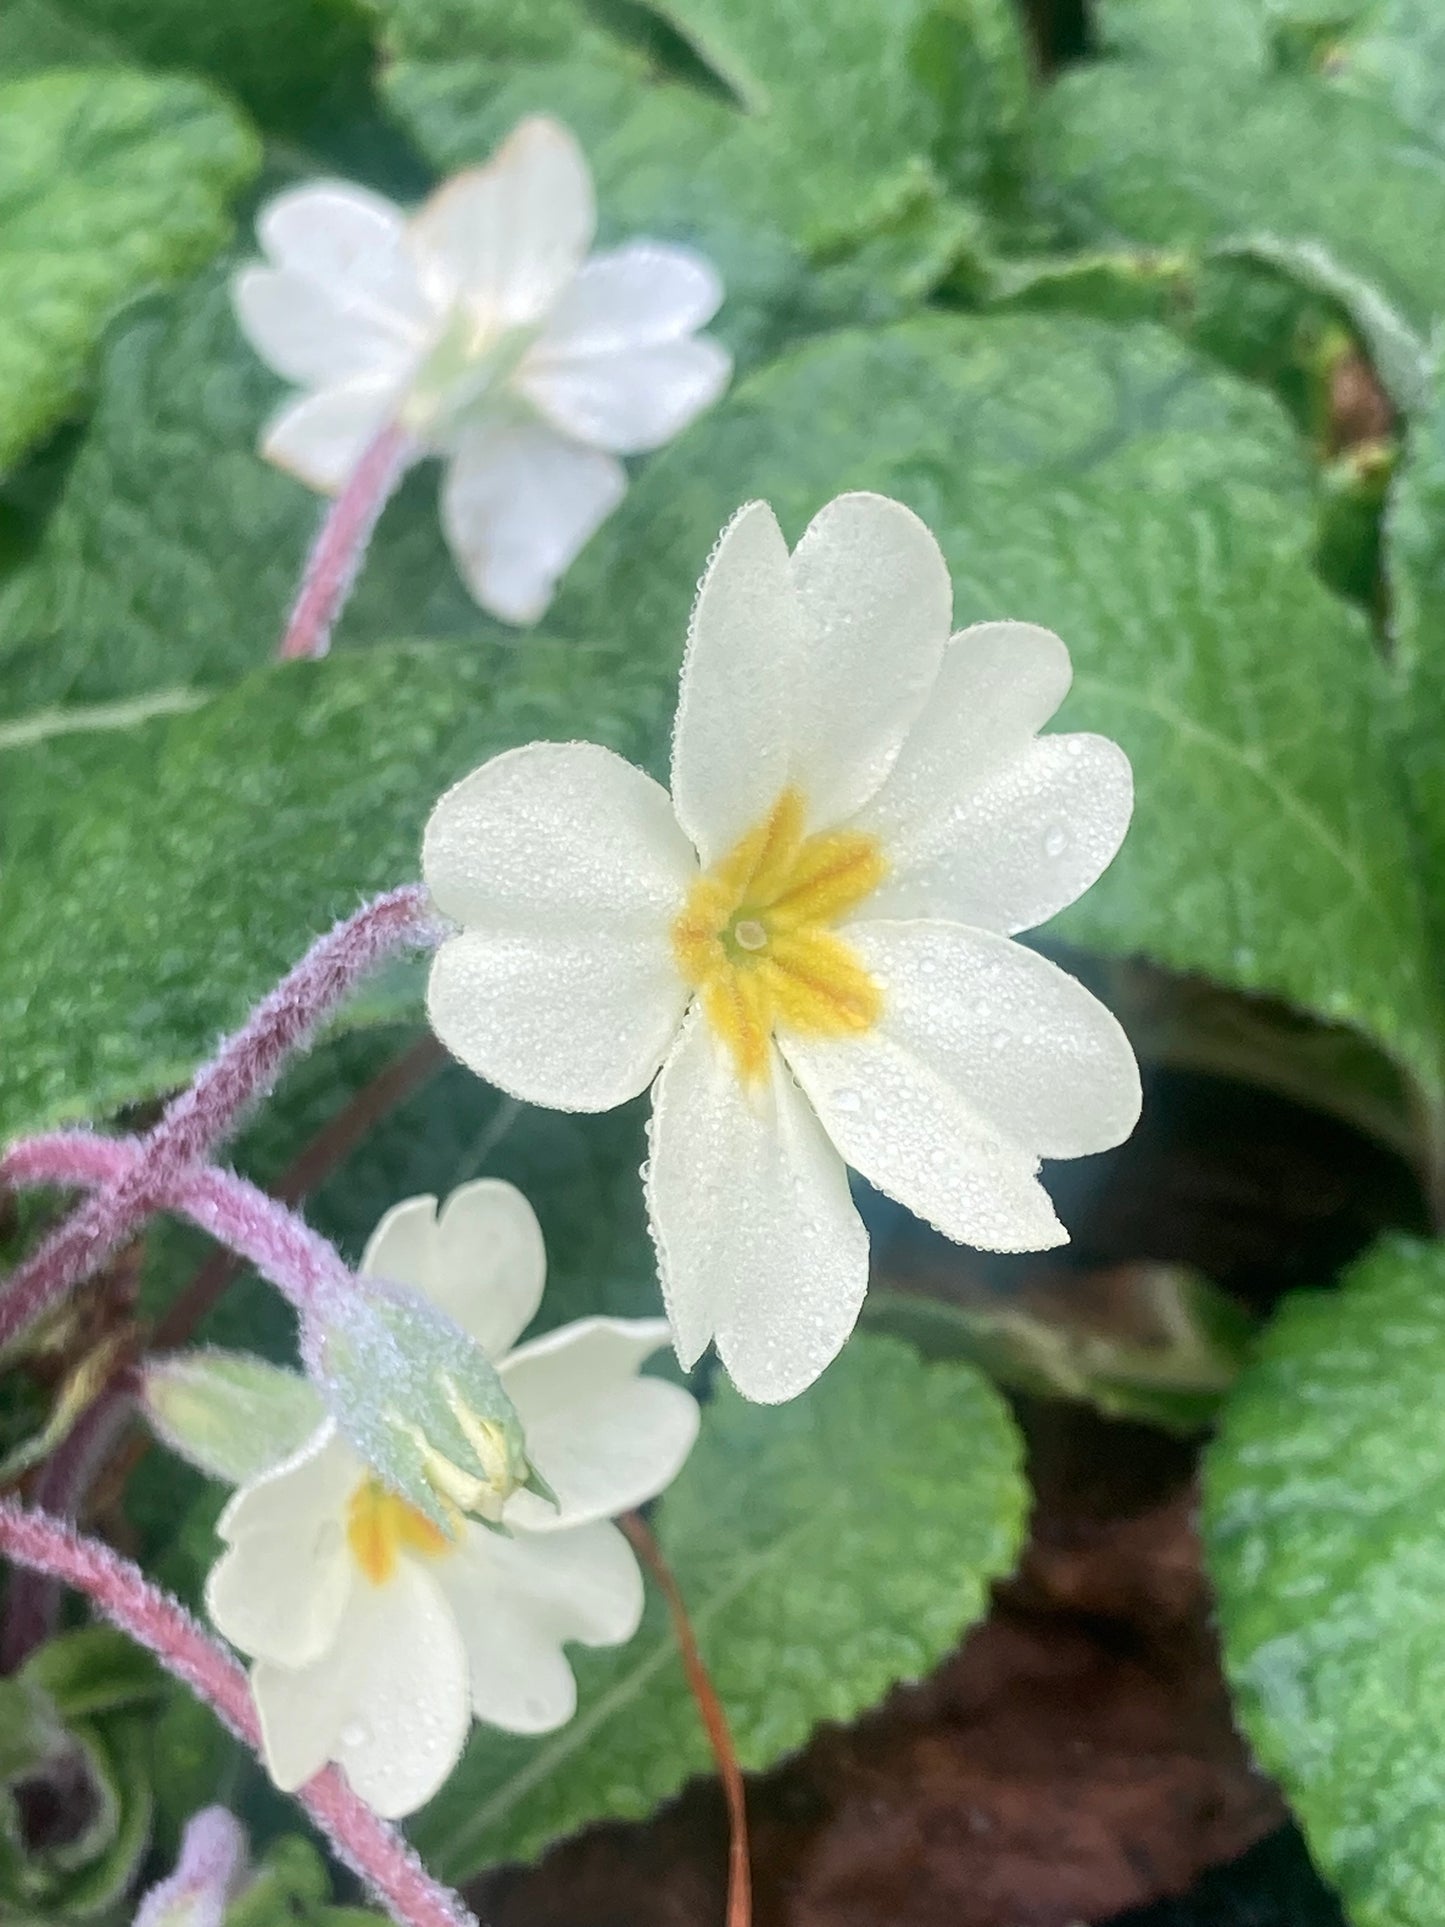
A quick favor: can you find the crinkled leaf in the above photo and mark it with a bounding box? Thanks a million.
[0,68,259,472]
[412,1334,1027,1879]
[1203,1235,1445,1927]
[0,0,378,143]
[1035,30,1445,404]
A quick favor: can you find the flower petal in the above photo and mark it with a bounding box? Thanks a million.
[205,1425,357,1669]
[853,620,1073,845]
[499,1317,699,1530]
[670,500,815,865]
[782,921,1139,1252]
[260,379,399,494]
[424,742,695,1109]
[865,733,1134,932]
[519,336,731,454]
[408,117,595,330]
[258,181,406,283]
[251,1563,469,1818]
[854,620,1133,932]
[232,264,424,391]
[435,1519,643,1733]
[362,1181,547,1359]
[784,493,954,826]
[536,242,724,353]
[646,1011,868,1402]
[439,419,625,623]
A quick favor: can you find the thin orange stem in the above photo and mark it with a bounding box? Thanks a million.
[621,1511,751,1927]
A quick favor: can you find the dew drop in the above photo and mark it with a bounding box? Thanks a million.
[1065,737,1085,758]
[990,1028,1011,1052]
[831,1087,862,1114]
[1043,824,1069,859]
[340,1719,370,1750]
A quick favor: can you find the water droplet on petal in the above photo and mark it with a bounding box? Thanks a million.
[340,1719,370,1750]
[1065,737,1085,758]
[1043,824,1069,858]
[831,1087,862,1113]
[990,1029,1011,1052]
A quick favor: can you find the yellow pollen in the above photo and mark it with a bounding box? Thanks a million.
[671,787,886,1082]
[346,1476,456,1586]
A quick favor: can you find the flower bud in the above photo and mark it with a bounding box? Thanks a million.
[302,1275,552,1531]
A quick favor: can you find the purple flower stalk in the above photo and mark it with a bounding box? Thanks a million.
[278,422,417,661]
[0,885,440,1354]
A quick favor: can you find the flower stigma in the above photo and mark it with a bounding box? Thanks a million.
[346,1475,456,1585]
[671,786,887,1082]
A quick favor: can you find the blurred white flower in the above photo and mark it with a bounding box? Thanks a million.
[423,492,1142,1404]
[233,116,731,624]
[204,1180,699,1819]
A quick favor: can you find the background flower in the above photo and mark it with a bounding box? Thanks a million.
[233,117,730,623]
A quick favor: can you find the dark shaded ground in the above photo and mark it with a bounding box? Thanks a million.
[474,1066,1419,1927]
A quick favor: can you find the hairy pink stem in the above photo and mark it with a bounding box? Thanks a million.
[0,886,439,1354]
[279,422,418,661]
[3,1134,353,1324]
[0,1501,479,1927]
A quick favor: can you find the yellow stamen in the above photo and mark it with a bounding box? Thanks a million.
[346,1476,456,1586]
[672,787,886,1083]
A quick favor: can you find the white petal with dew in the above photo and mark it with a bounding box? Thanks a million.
[864,733,1134,933]
[500,1317,699,1530]
[408,117,595,331]
[854,620,1074,849]
[670,500,814,864]
[436,1519,643,1734]
[439,418,625,623]
[205,1425,357,1669]
[784,492,953,828]
[646,1013,869,1402]
[537,242,724,353]
[835,919,1140,1160]
[362,1180,547,1359]
[424,742,695,1108]
[251,1562,469,1819]
[260,378,400,494]
[521,336,731,454]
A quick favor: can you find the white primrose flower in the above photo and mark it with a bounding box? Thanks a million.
[422,493,1143,1405]
[203,1180,699,1819]
[232,115,731,624]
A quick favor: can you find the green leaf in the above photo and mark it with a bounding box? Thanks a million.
[1035,34,1445,403]
[0,68,259,473]
[0,0,379,145]
[141,1350,324,1485]
[865,1263,1254,1435]
[22,1628,161,1720]
[0,634,663,1140]
[1202,1235,1445,1927]
[412,1333,1027,1880]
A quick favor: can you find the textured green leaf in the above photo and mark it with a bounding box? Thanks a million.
[0,636,663,1139]
[1203,1235,1445,1927]
[0,0,378,143]
[1035,30,1445,402]
[0,68,259,472]
[412,1334,1026,1879]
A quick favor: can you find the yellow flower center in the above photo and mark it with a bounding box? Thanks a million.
[671,787,887,1083]
[346,1476,456,1587]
